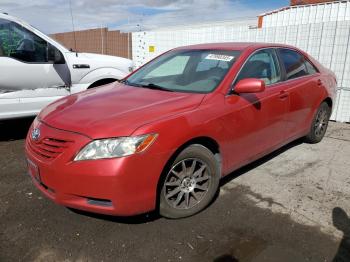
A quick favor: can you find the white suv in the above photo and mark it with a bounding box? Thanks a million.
[0,13,133,119]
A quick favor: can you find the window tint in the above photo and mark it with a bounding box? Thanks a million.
[127,49,240,93]
[279,49,308,80]
[144,55,190,78]
[196,57,229,72]
[0,18,48,63]
[305,59,318,75]
[236,49,281,85]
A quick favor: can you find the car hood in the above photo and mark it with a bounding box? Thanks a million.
[39,83,205,139]
[77,53,132,65]
[65,52,133,74]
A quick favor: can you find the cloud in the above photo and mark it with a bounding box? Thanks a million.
[0,0,286,33]
[127,0,261,30]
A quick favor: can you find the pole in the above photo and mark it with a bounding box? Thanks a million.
[101,25,104,54]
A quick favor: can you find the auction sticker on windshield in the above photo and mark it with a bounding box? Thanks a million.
[205,54,234,62]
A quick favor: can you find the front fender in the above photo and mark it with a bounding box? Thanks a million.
[131,109,225,166]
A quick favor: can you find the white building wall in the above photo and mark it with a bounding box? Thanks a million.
[261,1,350,27]
[132,20,350,122]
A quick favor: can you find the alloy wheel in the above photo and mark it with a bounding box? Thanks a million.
[314,106,329,137]
[163,158,211,210]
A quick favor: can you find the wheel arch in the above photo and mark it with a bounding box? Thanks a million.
[78,67,127,88]
[323,97,333,109]
[88,78,118,89]
[155,136,221,213]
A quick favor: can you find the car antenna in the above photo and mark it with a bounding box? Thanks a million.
[69,0,78,57]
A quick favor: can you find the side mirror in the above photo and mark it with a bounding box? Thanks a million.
[48,44,65,64]
[234,78,265,94]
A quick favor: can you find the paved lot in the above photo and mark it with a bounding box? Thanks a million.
[0,118,349,262]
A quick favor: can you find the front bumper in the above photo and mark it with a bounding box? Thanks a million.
[25,119,171,216]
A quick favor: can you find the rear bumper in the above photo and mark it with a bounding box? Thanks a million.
[25,119,172,216]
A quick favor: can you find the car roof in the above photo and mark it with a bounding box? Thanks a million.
[0,12,18,22]
[175,42,299,51]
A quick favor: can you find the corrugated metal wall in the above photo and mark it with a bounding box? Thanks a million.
[51,28,132,59]
[291,0,341,5]
[262,1,350,27]
[132,20,350,122]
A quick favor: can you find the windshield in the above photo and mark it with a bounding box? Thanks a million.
[126,49,241,93]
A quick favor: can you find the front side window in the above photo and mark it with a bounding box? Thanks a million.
[0,18,48,63]
[126,49,241,93]
[278,49,308,80]
[235,49,281,86]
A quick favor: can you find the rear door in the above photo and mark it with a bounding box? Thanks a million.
[223,48,290,170]
[0,18,70,118]
[277,48,321,138]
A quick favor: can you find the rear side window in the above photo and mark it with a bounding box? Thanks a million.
[278,49,308,80]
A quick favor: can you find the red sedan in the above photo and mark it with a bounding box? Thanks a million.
[25,43,337,218]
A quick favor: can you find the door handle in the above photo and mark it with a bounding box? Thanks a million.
[317,79,323,86]
[279,90,289,100]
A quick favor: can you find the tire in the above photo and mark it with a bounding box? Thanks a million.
[159,144,220,219]
[304,101,331,144]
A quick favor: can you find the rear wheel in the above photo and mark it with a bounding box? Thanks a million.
[159,144,220,219]
[304,102,331,144]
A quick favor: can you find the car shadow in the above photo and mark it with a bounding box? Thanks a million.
[213,254,239,262]
[71,139,304,224]
[67,208,161,224]
[0,117,35,141]
[332,207,350,262]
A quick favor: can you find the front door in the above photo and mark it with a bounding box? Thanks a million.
[0,18,70,118]
[222,48,289,171]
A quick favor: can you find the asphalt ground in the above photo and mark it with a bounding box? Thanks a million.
[0,117,349,262]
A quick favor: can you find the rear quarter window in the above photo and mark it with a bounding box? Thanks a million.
[304,59,318,75]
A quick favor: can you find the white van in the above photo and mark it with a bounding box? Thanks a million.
[0,13,133,119]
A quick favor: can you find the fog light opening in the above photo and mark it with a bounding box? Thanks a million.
[87,197,113,207]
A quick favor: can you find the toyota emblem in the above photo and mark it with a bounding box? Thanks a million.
[31,128,41,141]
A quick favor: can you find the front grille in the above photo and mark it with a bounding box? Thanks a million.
[28,137,73,160]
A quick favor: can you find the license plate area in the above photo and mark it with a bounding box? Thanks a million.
[27,158,41,183]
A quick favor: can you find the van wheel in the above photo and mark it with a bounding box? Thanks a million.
[304,102,331,144]
[159,144,220,219]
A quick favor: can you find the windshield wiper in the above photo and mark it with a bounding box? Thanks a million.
[140,83,174,92]
[120,79,140,86]
[122,80,174,92]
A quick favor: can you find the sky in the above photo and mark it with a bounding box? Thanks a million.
[0,0,289,34]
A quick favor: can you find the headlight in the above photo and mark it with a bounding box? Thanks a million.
[74,134,158,161]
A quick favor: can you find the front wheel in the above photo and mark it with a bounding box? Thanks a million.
[304,101,331,144]
[159,144,220,219]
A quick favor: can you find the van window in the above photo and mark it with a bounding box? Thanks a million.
[0,18,48,63]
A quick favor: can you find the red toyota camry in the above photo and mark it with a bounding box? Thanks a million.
[25,43,336,218]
